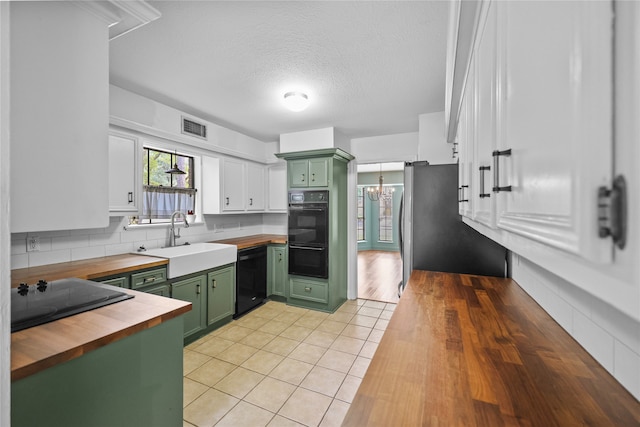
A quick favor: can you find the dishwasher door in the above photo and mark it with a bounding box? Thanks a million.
[235,245,267,318]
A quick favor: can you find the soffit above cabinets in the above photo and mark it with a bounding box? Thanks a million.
[75,0,161,40]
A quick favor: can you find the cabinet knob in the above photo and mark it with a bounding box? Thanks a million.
[212,279,217,289]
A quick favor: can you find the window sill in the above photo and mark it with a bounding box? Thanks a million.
[123,221,205,231]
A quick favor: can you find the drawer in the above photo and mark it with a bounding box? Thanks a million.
[131,268,167,290]
[99,276,129,288]
[289,278,328,304]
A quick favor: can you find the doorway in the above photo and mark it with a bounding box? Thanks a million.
[356,162,404,303]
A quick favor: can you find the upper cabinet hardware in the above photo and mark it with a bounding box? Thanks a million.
[212,279,217,289]
[598,175,627,249]
[249,198,253,206]
[301,173,306,183]
[311,173,316,182]
[492,149,512,192]
[128,192,133,203]
[225,197,230,206]
[479,166,491,198]
[196,284,201,295]
[458,185,469,203]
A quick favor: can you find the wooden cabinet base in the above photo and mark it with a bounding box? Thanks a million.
[12,318,184,427]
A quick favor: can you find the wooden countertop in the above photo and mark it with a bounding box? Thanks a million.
[211,234,287,250]
[343,270,640,426]
[11,288,190,382]
[11,253,168,287]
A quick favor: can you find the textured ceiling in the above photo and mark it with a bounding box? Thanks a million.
[109,1,449,142]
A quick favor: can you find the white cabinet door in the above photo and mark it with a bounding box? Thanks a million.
[471,2,497,228]
[222,158,245,212]
[495,0,613,263]
[267,163,287,212]
[10,2,109,232]
[457,64,473,219]
[108,133,140,214]
[246,162,265,211]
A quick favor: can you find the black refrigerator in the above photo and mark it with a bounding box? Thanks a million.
[400,162,506,291]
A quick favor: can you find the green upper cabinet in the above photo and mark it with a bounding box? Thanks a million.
[207,266,235,326]
[288,158,329,187]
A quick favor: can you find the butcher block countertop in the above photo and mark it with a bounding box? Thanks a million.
[212,233,287,249]
[11,288,190,382]
[343,270,640,426]
[11,253,168,287]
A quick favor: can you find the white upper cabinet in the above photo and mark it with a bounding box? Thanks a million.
[10,2,109,232]
[222,158,246,212]
[457,64,473,219]
[108,131,141,215]
[202,156,270,214]
[246,162,265,211]
[471,1,497,229]
[494,0,613,263]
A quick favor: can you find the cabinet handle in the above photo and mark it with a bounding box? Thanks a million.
[143,277,156,284]
[128,192,133,203]
[278,253,282,262]
[458,185,469,203]
[249,198,253,206]
[225,197,230,206]
[301,173,305,182]
[196,284,201,295]
[311,173,315,182]
[212,279,217,289]
[452,142,459,159]
[479,166,491,198]
[304,287,312,292]
[492,149,512,192]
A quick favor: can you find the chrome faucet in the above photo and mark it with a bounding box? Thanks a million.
[169,211,190,247]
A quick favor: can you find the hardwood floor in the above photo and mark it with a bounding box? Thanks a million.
[357,250,401,304]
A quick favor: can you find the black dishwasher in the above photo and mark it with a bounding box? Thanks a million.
[235,245,267,318]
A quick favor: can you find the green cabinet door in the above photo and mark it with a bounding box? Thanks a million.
[268,245,287,297]
[171,274,206,338]
[99,276,129,288]
[308,158,329,186]
[207,266,235,326]
[289,159,309,187]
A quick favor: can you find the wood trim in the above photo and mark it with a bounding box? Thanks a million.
[211,234,287,250]
[343,270,640,426]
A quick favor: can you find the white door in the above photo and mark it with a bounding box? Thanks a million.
[495,0,613,263]
[108,133,140,214]
[246,162,265,211]
[222,158,245,211]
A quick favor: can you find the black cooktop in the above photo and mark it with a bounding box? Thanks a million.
[11,278,134,333]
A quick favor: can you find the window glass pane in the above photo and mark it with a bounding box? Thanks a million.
[379,196,393,242]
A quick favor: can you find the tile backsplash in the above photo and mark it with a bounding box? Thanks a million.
[11,214,287,270]
[512,253,640,400]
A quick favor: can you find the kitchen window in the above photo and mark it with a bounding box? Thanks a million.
[357,187,366,241]
[378,196,393,242]
[139,147,196,224]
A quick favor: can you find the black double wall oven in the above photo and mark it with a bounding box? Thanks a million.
[288,190,329,279]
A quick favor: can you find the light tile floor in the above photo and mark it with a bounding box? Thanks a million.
[183,298,395,427]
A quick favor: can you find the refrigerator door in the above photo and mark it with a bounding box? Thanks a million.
[409,163,506,277]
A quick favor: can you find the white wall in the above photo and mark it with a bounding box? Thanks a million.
[11,215,286,270]
[418,111,454,164]
[279,127,336,153]
[350,132,418,164]
[0,2,10,424]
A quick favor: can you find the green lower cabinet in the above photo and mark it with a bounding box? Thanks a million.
[12,317,184,427]
[207,266,235,326]
[143,283,171,297]
[267,244,287,300]
[171,274,207,338]
[98,275,129,288]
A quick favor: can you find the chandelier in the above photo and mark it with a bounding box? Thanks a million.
[367,165,394,202]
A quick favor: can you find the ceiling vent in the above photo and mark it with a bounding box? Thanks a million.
[181,116,207,140]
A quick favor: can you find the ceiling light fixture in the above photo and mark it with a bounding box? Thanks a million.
[283,91,310,112]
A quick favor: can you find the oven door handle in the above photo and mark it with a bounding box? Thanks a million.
[289,207,325,212]
[289,245,325,251]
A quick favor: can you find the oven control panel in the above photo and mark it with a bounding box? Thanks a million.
[289,190,328,204]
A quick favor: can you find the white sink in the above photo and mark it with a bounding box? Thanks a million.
[136,243,237,278]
